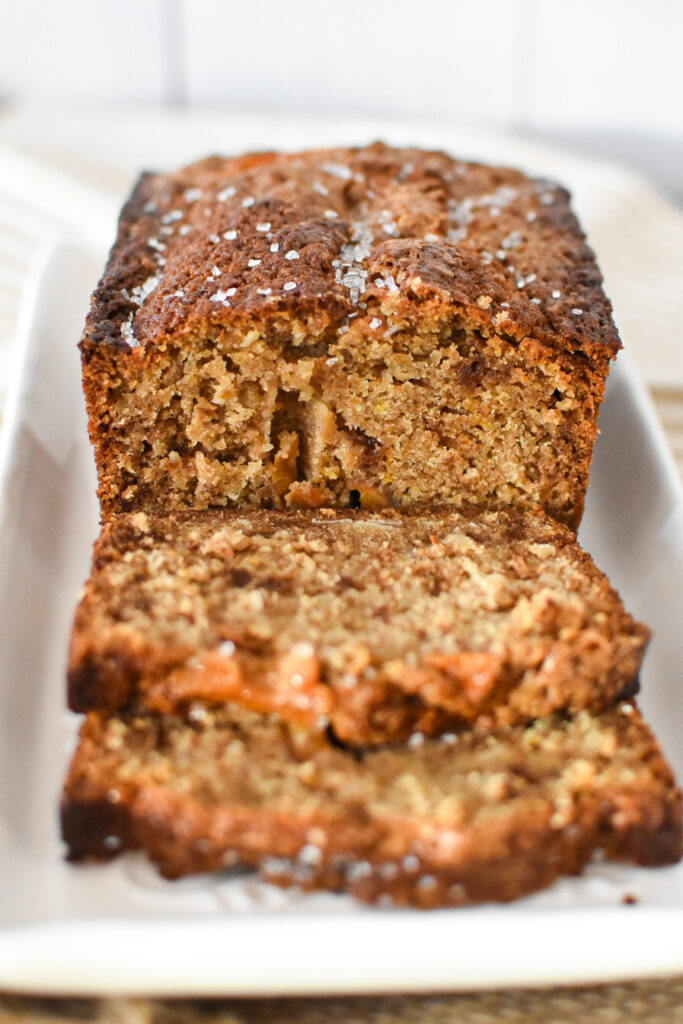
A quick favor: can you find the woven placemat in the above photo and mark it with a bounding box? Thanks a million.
[3,980,683,1024]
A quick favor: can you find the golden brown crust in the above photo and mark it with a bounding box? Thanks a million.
[61,702,682,908]
[67,508,648,746]
[83,144,619,360]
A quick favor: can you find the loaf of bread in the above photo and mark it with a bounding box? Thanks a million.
[61,701,682,908]
[66,141,681,911]
[67,507,648,746]
[80,143,620,529]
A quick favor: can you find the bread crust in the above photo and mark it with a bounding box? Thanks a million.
[61,703,682,908]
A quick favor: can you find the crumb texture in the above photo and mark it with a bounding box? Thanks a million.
[68,508,648,745]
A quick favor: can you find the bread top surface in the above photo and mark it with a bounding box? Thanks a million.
[82,143,620,365]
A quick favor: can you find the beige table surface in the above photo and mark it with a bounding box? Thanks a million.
[0,982,683,1024]
[0,110,682,1023]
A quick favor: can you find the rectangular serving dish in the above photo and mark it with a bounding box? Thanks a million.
[0,239,682,997]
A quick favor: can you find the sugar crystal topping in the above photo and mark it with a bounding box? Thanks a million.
[298,843,323,866]
[120,313,139,347]
[321,161,353,180]
[161,208,184,224]
[130,275,160,306]
[501,231,522,250]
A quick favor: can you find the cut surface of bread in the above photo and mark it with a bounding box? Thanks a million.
[68,508,648,746]
[61,702,682,908]
[80,144,619,527]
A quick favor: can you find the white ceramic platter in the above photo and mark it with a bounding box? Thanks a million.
[0,238,681,997]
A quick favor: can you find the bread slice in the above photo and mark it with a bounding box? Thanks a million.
[61,701,682,908]
[80,143,619,528]
[68,508,648,747]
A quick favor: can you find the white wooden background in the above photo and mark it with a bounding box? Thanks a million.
[1,0,683,139]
